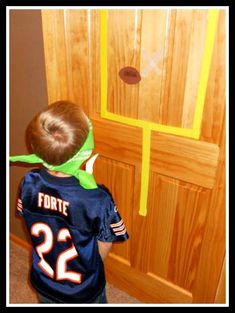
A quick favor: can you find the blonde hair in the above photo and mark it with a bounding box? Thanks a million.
[26,101,89,165]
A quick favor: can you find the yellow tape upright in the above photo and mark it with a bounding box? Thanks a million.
[139,126,151,216]
[192,9,219,139]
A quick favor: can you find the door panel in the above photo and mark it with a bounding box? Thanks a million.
[200,10,226,143]
[94,155,134,264]
[150,133,219,188]
[41,8,226,303]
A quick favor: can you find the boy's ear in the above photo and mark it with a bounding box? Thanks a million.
[25,135,33,153]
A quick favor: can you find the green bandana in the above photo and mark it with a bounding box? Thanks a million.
[9,119,98,189]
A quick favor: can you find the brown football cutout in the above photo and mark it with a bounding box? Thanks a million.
[119,66,141,84]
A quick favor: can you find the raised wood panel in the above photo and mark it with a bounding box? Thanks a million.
[167,181,211,291]
[93,155,135,264]
[182,10,208,128]
[106,9,210,129]
[41,10,69,103]
[89,10,101,117]
[160,9,176,126]
[129,166,148,271]
[200,10,226,144]
[157,9,207,128]
[161,9,208,128]
[107,10,140,118]
[146,174,211,292]
[214,256,226,303]
[146,174,179,278]
[42,10,96,117]
[105,254,192,303]
[138,10,168,122]
[63,10,90,114]
[164,10,194,127]
[92,118,142,166]
[192,121,225,302]
[151,132,220,188]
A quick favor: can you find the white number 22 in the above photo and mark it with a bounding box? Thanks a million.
[31,222,82,284]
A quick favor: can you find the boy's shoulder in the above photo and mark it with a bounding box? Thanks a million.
[21,168,40,179]
[22,168,42,180]
[23,168,41,175]
[97,184,115,202]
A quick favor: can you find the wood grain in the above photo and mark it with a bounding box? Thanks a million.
[41,10,68,103]
[105,253,193,303]
[162,10,193,127]
[107,10,140,119]
[63,10,90,114]
[192,119,226,302]
[145,174,211,292]
[41,9,226,303]
[138,10,168,123]
[151,132,220,188]
[129,165,149,272]
[214,256,226,303]
[93,156,135,263]
[147,174,179,277]
[10,233,31,251]
[88,10,101,117]
[182,10,208,128]
[200,10,226,144]
[92,118,142,166]
[167,182,211,291]
[160,9,176,125]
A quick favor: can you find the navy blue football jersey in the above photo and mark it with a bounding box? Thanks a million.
[16,168,129,303]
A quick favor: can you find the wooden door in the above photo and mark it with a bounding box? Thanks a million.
[41,8,226,303]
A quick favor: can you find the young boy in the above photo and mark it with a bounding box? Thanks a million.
[10,101,129,304]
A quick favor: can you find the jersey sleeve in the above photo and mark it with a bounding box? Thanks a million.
[15,178,25,217]
[96,190,129,243]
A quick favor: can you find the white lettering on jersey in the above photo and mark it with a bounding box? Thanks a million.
[37,192,69,216]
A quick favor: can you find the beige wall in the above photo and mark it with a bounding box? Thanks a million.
[10,10,48,242]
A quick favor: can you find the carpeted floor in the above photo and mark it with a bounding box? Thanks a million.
[9,241,141,304]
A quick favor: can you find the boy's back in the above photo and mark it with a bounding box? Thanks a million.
[11,101,129,303]
[17,168,128,303]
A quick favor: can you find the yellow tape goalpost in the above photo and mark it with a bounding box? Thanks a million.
[100,9,219,216]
